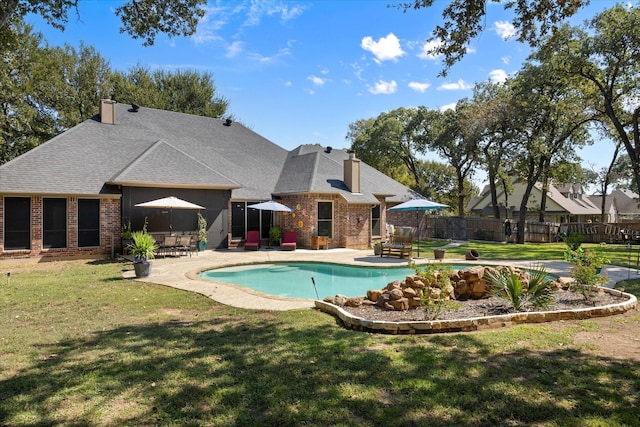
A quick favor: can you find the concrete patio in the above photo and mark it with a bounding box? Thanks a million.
[124,247,635,311]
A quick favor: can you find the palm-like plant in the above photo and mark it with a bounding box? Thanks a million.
[485,265,554,312]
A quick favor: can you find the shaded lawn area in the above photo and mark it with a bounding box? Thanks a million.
[0,259,639,426]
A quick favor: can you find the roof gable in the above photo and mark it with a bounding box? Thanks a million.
[110,140,240,189]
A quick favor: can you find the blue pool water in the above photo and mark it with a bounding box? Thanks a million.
[199,262,419,299]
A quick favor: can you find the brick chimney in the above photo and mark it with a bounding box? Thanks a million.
[344,150,361,193]
[99,99,116,124]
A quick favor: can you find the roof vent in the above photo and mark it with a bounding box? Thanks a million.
[131,104,139,112]
[224,118,232,126]
[324,146,332,153]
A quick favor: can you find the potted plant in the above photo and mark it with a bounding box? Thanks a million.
[197,212,208,251]
[269,226,282,246]
[127,231,158,278]
[373,242,381,256]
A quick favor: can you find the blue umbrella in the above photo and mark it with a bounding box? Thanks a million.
[388,199,449,258]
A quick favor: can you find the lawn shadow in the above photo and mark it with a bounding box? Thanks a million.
[1,316,639,425]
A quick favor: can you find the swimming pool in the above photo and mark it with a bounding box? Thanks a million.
[199,262,419,299]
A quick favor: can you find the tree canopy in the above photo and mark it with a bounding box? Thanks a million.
[0,0,206,46]
[0,19,228,164]
[398,0,587,75]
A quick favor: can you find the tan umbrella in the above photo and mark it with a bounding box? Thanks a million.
[135,196,204,231]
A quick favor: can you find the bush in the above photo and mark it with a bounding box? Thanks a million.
[485,264,555,311]
[410,262,460,320]
[563,232,584,251]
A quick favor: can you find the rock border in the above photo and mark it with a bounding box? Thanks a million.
[315,287,637,335]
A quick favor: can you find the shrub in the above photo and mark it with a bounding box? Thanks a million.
[127,231,158,263]
[485,264,555,311]
[563,231,584,251]
[410,262,460,320]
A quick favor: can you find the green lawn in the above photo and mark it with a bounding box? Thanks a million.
[0,255,639,426]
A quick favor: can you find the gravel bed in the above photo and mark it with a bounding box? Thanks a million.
[340,290,627,322]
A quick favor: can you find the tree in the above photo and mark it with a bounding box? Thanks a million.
[109,66,229,119]
[418,103,480,217]
[346,111,466,205]
[0,19,228,165]
[0,20,58,163]
[346,108,428,190]
[537,6,640,200]
[467,80,519,219]
[398,0,587,75]
[508,61,591,242]
[0,0,206,46]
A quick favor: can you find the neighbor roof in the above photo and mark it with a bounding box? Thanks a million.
[0,103,417,202]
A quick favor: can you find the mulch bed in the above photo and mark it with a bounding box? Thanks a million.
[340,290,628,322]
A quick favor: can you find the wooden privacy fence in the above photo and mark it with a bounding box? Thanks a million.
[387,212,640,244]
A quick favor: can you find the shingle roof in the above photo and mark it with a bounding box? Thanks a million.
[0,103,417,202]
[274,145,419,203]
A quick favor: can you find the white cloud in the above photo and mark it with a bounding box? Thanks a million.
[438,79,472,91]
[439,103,457,112]
[308,75,326,86]
[494,20,517,40]
[501,56,511,65]
[225,41,244,58]
[247,47,291,63]
[408,81,431,93]
[489,69,508,83]
[361,33,405,62]
[368,80,397,95]
[245,2,306,26]
[417,38,444,60]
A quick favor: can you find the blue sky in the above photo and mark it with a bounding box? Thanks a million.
[27,0,617,186]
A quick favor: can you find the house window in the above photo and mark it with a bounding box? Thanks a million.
[371,205,381,236]
[231,202,246,238]
[246,202,261,235]
[43,198,67,248]
[78,199,100,247]
[317,201,333,238]
[4,197,30,250]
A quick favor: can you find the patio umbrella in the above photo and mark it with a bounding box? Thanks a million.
[388,199,449,258]
[248,200,294,248]
[135,196,205,231]
[247,200,294,212]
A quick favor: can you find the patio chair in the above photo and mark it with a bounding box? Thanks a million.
[281,231,297,251]
[244,230,260,250]
[161,235,178,257]
[176,235,192,257]
[189,233,199,255]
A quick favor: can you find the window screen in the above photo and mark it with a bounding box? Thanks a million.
[43,198,67,248]
[78,199,100,247]
[317,201,333,238]
[4,197,30,250]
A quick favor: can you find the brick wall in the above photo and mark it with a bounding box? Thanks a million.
[279,194,384,250]
[0,195,121,260]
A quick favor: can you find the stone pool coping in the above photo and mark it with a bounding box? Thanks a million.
[315,287,637,334]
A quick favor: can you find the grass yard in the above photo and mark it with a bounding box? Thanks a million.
[0,253,639,426]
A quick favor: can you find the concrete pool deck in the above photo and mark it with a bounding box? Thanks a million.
[124,247,635,311]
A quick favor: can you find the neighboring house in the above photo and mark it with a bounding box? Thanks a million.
[468,181,602,223]
[0,100,417,259]
[608,189,640,220]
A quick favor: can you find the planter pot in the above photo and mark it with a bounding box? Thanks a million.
[465,249,479,260]
[373,245,381,256]
[434,249,446,260]
[197,241,207,251]
[133,262,151,278]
